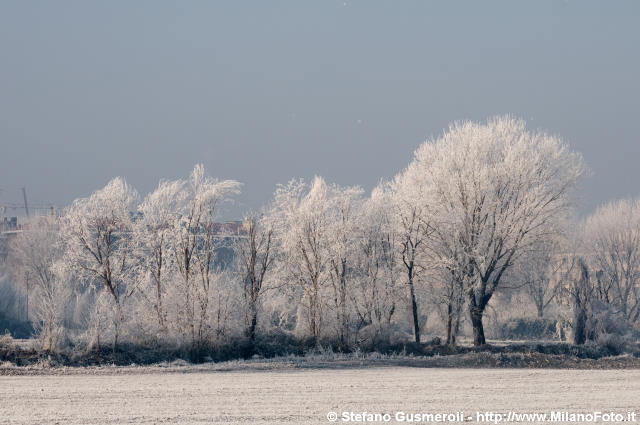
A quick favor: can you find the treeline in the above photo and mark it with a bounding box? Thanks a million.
[1,116,639,358]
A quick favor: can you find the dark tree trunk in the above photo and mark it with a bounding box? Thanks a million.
[446,302,460,346]
[446,303,453,345]
[470,305,486,346]
[451,314,460,346]
[113,300,122,353]
[309,288,319,345]
[156,274,165,329]
[108,284,122,353]
[247,306,258,343]
[573,308,587,345]
[408,279,420,344]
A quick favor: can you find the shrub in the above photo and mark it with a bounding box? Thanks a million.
[498,318,558,340]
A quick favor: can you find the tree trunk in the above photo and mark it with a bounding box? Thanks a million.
[247,304,258,343]
[308,289,319,345]
[451,313,460,346]
[446,303,453,345]
[156,276,165,329]
[408,278,420,344]
[573,307,587,345]
[469,305,486,346]
[113,301,122,353]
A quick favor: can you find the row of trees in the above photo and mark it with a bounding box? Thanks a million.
[3,116,639,354]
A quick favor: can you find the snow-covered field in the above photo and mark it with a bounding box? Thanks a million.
[0,367,638,424]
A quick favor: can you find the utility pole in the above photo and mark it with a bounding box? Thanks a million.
[22,187,29,218]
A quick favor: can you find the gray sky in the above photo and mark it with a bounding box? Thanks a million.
[1,1,638,218]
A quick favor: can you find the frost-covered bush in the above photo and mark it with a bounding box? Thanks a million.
[585,300,635,354]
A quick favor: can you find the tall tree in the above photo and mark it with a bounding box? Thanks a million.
[171,164,241,347]
[136,179,186,331]
[269,177,333,342]
[397,116,584,345]
[390,176,433,344]
[555,254,594,345]
[583,198,640,324]
[61,177,139,350]
[351,186,401,343]
[326,184,363,346]
[236,213,274,345]
[9,216,69,351]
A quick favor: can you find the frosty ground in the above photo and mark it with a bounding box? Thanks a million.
[1,361,639,425]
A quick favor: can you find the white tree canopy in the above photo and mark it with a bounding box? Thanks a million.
[396,115,585,344]
[60,177,140,348]
[583,198,640,323]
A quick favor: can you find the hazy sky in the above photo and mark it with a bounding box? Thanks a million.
[1,1,638,218]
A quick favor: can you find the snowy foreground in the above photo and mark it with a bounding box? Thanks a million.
[1,363,639,424]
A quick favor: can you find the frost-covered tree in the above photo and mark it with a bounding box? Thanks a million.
[208,268,240,343]
[398,116,584,345]
[9,216,70,351]
[235,213,273,344]
[583,199,640,324]
[269,177,363,344]
[423,214,467,346]
[170,164,241,347]
[555,253,594,345]
[60,177,139,349]
[269,177,332,342]
[391,171,434,344]
[136,179,186,331]
[351,186,401,344]
[326,184,363,346]
[514,238,563,318]
[425,263,466,346]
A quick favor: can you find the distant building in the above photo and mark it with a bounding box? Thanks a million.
[211,220,248,236]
